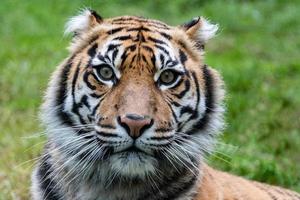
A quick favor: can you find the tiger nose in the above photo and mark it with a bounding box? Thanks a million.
[118,114,153,139]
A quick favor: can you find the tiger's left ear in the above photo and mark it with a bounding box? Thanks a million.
[181,17,218,49]
[64,9,103,37]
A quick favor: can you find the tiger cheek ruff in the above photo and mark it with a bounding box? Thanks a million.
[31,9,300,200]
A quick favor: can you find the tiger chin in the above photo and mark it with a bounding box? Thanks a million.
[31,9,300,200]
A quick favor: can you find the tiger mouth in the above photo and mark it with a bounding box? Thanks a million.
[116,146,152,156]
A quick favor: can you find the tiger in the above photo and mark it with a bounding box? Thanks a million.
[31,9,300,200]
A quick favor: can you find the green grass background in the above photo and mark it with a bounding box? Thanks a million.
[0,0,300,199]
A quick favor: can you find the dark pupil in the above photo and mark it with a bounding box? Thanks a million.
[100,67,113,79]
[161,71,174,83]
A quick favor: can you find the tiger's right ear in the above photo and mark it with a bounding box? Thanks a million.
[64,9,103,37]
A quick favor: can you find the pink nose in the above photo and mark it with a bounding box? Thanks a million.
[118,114,153,139]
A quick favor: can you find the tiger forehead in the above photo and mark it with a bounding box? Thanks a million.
[108,16,172,30]
[103,16,174,41]
[92,19,181,73]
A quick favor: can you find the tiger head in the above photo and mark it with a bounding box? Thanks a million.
[42,9,224,184]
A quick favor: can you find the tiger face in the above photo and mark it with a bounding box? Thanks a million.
[42,9,224,182]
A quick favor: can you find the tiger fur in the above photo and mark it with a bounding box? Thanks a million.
[31,9,300,200]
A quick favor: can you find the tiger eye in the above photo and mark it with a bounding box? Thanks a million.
[160,70,176,85]
[99,65,113,80]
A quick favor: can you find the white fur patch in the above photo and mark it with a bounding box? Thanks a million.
[110,153,157,177]
[64,9,92,35]
[198,17,219,43]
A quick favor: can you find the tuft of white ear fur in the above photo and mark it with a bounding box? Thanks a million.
[198,17,219,43]
[64,9,93,36]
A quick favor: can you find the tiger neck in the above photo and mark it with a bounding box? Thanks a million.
[69,163,201,200]
[85,166,202,200]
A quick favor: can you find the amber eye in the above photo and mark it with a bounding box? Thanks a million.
[96,64,114,81]
[159,70,177,85]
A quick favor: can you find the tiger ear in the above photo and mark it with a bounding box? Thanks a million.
[64,9,103,37]
[181,17,218,49]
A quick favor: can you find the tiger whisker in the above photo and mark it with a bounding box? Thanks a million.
[44,142,100,199]
[17,131,95,169]
[22,124,95,139]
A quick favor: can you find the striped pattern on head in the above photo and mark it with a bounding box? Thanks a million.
[41,9,225,182]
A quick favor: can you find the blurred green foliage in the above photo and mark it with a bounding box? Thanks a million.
[0,0,299,199]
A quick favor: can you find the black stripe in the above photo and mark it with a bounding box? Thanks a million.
[113,35,132,41]
[96,54,106,62]
[141,45,156,67]
[99,124,116,129]
[88,35,99,45]
[179,49,187,64]
[168,78,184,90]
[173,79,190,99]
[177,73,200,132]
[203,65,214,112]
[141,55,150,66]
[120,49,129,68]
[81,95,90,109]
[141,45,153,53]
[148,36,167,45]
[104,54,112,63]
[189,72,200,119]
[83,71,97,90]
[151,54,156,68]
[127,26,151,32]
[136,32,146,42]
[155,44,169,55]
[154,128,173,133]
[180,106,194,117]
[71,62,89,125]
[112,21,170,30]
[149,135,173,140]
[96,137,123,145]
[107,27,123,34]
[71,100,87,125]
[166,102,179,123]
[38,155,62,200]
[128,55,137,67]
[186,65,214,134]
[166,60,179,68]
[88,43,98,57]
[73,35,98,54]
[89,92,104,98]
[160,54,165,66]
[96,131,121,138]
[171,100,181,107]
[112,49,119,63]
[107,44,121,52]
[112,17,169,27]
[126,44,137,52]
[159,32,172,40]
[71,61,81,98]
[56,57,75,127]
[91,100,102,116]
